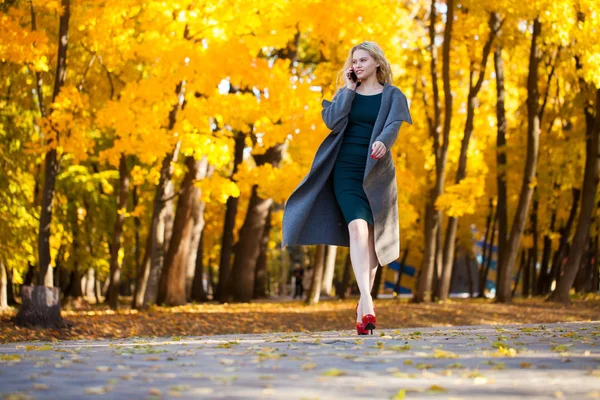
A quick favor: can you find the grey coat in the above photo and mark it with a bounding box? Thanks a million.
[281,81,413,266]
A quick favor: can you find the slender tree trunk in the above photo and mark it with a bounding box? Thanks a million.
[108,154,130,309]
[465,251,474,298]
[338,252,352,300]
[190,232,208,302]
[321,245,338,296]
[497,18,542,303]
[185,163,212,300]
[549,188,580,290]
[253,207,272,299]
[38,0,71,286]
[6,265,16,306]
[494,33,509,289]
[0,260,7,309]
[549,87,600,303]
[416,0,453,303]
[538,201,556,294]
[17,0,70,328]
[439,13,500,301]
[157,155,208,306]
[226,185,272,302]
[477,201,494,297]
[591,234,599,293]
[306,244,326,305]
[530,192,539,295]
[513,250,526,297]
[371,265,384,299]
[394,247,410,296]
[481,210,498,298]
[226,144,284,302]
[215,133,245,302]
[134,143,181,308]
[132,185,141,291]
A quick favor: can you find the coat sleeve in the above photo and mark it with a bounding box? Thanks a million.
[375,89,413,151]
[321,87,356,134]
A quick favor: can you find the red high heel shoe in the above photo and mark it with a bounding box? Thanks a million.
[355,302,368,335]
[356,322,368,335]
[362,306,376,334]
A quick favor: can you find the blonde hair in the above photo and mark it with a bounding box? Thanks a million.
[336,41,393,90]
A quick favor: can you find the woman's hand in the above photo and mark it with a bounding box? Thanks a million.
[343,67,358,90]
[370,141,387,159]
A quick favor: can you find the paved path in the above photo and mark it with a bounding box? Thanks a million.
[1,321,598,399]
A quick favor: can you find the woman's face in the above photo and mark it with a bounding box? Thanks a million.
[352,49,379,81]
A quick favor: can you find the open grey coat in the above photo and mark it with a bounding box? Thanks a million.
[281,81,413,266]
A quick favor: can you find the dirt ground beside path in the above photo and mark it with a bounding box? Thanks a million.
[1,295,598,343]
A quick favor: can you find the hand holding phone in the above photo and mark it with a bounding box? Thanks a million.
[345,67,358,89]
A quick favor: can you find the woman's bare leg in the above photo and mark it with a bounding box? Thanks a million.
[368,223,379,293]
[348,219,375,322]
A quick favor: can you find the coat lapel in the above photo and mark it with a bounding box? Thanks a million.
[364,82,392,181]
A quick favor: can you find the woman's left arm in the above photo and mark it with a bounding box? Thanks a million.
[375,89,413,153]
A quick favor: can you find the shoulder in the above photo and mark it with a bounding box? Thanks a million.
[387,85,407,100]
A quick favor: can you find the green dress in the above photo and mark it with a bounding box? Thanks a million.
[332,91,382,226]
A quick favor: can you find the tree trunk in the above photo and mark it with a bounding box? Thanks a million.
[320,245,338,296]
[439,13,499,301]
[478,201,494,297]
[0,260,7,309]
[592,233,600,293]
[108,154,130,309]
[494,22,509,295]
[185,164,212,300]
[481,210,498,298]
[15,286,65,328]
[497,18,542,303]
[465,251,474,298]
[215,133,245,302]
[253,207,272,299]
[338,252,352,300]
[132,184,141,292]
[190,232,207,302]
[37,0,70,287]
[6,264,16,306]
[415,0,453,303]
[306,244,326,305]
[157,155,208,306]
[371,265,384,299]
[513,250,526,297]
[17,0,70,326]
[538,201,557,294]
[394,247,410,296]
[226,144,284,302]
[133,143,181,308]
[226,185,272,302]
[549,87,600,303]
[549,188,580,289]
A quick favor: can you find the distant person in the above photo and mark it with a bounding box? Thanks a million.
[282,41,412,335]
[292,264,304,299]
[302,265,313,299]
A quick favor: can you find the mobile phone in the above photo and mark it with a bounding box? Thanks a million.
[350,70,358,82]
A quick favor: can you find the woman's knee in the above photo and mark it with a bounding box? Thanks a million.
[348,219,369,241]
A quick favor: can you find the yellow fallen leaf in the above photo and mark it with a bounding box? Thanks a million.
[434,349,459,359]
[301,362,316,370]
[427,384,447,393]
[391,389,406,399]
[321,368,346,376]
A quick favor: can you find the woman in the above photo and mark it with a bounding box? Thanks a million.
[281,41,412,335]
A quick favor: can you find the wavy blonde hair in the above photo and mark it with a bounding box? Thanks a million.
[336,41,393,90]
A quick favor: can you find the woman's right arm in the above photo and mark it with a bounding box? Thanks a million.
[321,87,356,133]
